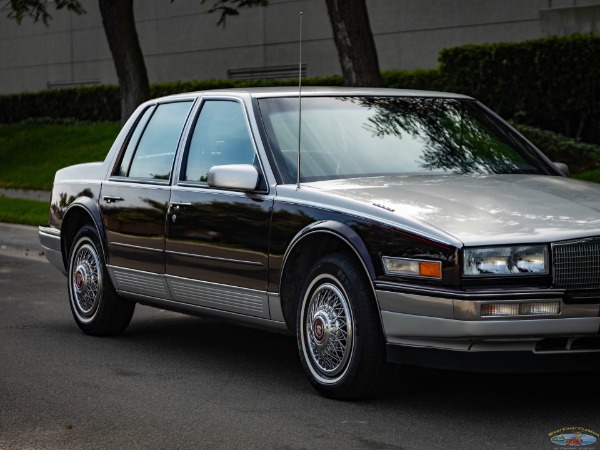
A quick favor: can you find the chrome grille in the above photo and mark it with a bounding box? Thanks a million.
[553,239,600,300]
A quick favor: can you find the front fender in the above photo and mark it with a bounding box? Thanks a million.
[282,220,376,281]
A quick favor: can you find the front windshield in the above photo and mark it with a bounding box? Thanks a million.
[258,96,551,183]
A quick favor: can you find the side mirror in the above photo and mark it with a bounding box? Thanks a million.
[553,162,570,177]
[207,164,259,191]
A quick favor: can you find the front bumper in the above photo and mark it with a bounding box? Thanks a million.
[376,288,600,369]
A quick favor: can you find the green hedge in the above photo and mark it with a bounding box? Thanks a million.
[2,33,600,146]
[0,85,121,123]
[440,34,600,143]
[2,71,450,123]
[513,122,600,174]
[382,68,444,91]
[0,76,346,124]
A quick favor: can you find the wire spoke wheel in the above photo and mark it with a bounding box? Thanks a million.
[297,253,387,400]
[67,225,135,336]
[71,243,102,318]
[305,281,353,378]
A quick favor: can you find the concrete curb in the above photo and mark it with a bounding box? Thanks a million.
[0,189,50,260]
[0,222,47,261]
[0,189,51,202]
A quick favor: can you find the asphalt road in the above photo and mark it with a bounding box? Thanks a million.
[1,240,599,449]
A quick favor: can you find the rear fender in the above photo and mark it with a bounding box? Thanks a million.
[61,197,106,268]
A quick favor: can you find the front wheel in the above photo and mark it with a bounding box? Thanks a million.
[68,225,134,336]
[297,253,387,400]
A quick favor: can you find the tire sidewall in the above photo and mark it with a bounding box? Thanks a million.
[297,256,378,397]
[68,227,106,327]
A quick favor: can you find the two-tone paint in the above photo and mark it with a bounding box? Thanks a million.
[40,87,600,372]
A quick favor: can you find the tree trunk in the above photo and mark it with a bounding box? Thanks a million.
[325,0,383,87]
[98,0,150,123]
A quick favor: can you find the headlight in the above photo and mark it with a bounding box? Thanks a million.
[463,245,548,276]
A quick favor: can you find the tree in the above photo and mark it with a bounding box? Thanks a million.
[98,0,149,124]
[5,0,148,123]
[324,0,382,87]
[206,0,383,87]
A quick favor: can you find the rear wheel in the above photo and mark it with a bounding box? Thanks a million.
[297,253,387,400]
[68,225,134,335]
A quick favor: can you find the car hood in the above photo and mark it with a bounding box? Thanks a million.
[305,174,600,246]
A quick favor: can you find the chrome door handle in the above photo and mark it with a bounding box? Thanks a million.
[170,202,192,210]
[102,195,124,203]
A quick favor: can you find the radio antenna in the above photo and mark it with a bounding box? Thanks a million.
[296,11,303,189]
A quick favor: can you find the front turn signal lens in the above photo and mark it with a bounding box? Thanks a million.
[382,256,442,279]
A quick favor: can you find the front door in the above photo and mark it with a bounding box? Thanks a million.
[165,99,273,317]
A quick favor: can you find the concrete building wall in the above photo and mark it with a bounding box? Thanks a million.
[0,0,599,95]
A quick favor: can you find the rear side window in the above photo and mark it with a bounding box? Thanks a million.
[118,101,193,180]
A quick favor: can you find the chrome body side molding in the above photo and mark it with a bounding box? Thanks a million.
[122,292,288,333]
[107,265,272,319]
[108,266,171,299]
[166,275,268,318]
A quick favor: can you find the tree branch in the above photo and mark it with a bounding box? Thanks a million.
[198,0,269,27]
[4,0,85,25]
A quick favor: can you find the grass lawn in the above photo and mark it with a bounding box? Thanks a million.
[0,123,120,190]
[0,196,49,227]
[573,169,600,183]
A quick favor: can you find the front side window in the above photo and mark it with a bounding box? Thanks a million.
[258,96,552,183]
[181,100,255,183]
[120,101,193,180]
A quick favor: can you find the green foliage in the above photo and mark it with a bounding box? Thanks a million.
[0,196,49,226]
[573,169,600,183]
[439,34,600,142]
[382,69,444,91]
[0,76,346,124]
[199,0,269,27]
[0,86,120,123]
[512,122,600,174]
[0,123,119,190]
[6,0,85,25]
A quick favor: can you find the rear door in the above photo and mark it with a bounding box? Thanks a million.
[101,100,194,299]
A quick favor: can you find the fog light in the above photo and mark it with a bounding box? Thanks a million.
[481,303,520,317]
[481,302,560,317]
[519,302,560,316]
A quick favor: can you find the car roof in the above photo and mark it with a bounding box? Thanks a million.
[157,86,473,102]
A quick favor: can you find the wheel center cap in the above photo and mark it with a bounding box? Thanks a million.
[313,317,325,342]
[311,311,333,349]
[75,271,84,289]
[74,264,88,292]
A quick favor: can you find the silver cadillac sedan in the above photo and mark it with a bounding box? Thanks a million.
[39,87,600,399]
